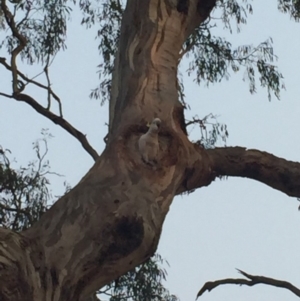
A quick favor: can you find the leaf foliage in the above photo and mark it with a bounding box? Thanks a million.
[0,0,72,64]
[0,132,53,231]
[98,254,179,301]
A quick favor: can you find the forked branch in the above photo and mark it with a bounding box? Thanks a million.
[0,57,62,114]
[197,269,300,299]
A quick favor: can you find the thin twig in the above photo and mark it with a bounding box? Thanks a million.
[44,62,52,110]
[43,50,63,116]
[16,2,31,28]
[179,42,195,60]
[0,92,13,98]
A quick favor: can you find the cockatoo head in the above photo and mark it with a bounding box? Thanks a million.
[148,118,161,133]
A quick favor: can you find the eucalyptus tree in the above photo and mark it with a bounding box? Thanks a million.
[0,0,300,300]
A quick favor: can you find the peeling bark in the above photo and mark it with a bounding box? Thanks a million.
[1,0,300,301]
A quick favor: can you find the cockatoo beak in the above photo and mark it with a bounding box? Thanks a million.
[146,122,151,128]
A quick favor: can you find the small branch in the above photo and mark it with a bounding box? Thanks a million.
[12,93,99,161]
[1,0,27,94]
[0,92,13,98]
[186,117,207,128]
[197,269,300,299]
[16,1,31,28]
[186,113,219,127]
[0,202,27,215]
[44,63,52,111]
[42,55,63,116]
[179,42,195,60]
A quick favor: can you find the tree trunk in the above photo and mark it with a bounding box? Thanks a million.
[1,0,299,300]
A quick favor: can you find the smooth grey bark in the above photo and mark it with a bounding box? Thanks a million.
[1,0,300,301]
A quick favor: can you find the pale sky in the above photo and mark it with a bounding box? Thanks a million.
[1,1,300,301]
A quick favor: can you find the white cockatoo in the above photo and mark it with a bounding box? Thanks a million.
[138,118,161,166]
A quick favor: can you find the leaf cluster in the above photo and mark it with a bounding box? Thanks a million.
[278,0,300,21]
[0,133,53,231]
[216,0,253,32]
[98,254,179,301]
[0,0,73,65]
[184,3,284,100]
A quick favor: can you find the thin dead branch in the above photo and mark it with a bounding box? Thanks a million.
[197,269,300,299]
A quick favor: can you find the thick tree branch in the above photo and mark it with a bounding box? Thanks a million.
[12,93,99,161]
[206,147,300,197]
[197,269,300,299]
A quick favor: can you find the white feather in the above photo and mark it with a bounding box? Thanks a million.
[138,118,161,165]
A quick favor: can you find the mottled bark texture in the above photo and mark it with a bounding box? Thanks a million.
[206,147,300,197]
[0,0,299,300]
